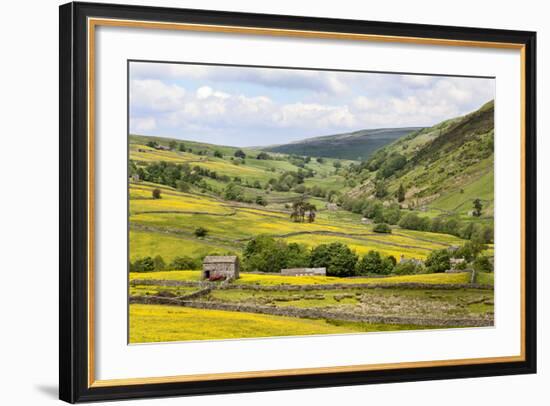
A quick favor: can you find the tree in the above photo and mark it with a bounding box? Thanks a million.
[373,223,392,233]
[398,213,431,231]
[473,255,493,273]
[152,188,161,199]
[283,243,310,268]
[306,202,317,223]
[376,153,406,179]
[473,198,483,217]
[455,241,485,262]
[178,143,186,152]
[374,181,388,198]
[397,183,406,202]
[356,250,394,275]
[290,200,316,223]
[194,227,208,238]
[234,149,246,159]
[131,257,155,273]
[176,180,190,192]
[333,161,342,169]
[256,152,271,160]
[243,235,302,273]
[170,256,199,270]
[425,249,451,273]
[310,242,358,277]
[153,255,165,271]
[316,157,325,164]
[224,183,243,201]
[290,200,306,223]
[169,140,177,150]
[146,141,157,148]
[213,150,223,158]
[393,261,423,275]
[255,195,267,206]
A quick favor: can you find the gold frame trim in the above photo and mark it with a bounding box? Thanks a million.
[87,17,527,388]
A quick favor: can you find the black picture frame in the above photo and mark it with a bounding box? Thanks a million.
[59,1,537,403]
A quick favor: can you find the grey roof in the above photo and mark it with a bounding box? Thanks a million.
[203,255,238,263]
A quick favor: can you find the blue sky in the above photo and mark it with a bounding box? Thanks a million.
[129,61,495,147]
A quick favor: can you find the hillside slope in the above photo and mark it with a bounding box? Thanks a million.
[263,127,423,160]
[346,100,494,217]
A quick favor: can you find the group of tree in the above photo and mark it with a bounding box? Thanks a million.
[242,235,311,273]
[243,236,407,277]
[398,212,494,244]
[340,197,402,225]
[267,169,314,192]
[130,255,200,272]
[290,199,317,223]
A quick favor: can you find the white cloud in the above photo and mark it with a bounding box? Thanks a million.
[273,103,356,129]
[131,116,157,132]
[130,79,186,112]
[129,62,495,146]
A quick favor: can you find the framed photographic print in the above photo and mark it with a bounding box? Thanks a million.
[59,1,537,403]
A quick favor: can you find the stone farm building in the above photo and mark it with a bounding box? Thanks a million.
[281,268,326,276]
[202,256,240,280]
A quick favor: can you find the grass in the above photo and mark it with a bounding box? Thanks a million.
[130,270,201,282]
[130,184,469,261]
[129,230,240,262]
[130,285,199,296]
[129,270,472,286]
[429,168,494,215]
[476,272,494,285]
[129,304,429,343]
[283,234,432,259]
[208,287,494,317]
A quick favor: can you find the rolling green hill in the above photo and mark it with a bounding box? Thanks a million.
[262,127,423,160]
[346,100,494,218]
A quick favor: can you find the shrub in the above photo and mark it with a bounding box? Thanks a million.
[176,180,190,192]
[473,255,493,272]
[393,261,423,275]
[152,188,161,199]
[256,152,271,160]
[376,153,406,179]
[398,212,431,231]
[213,150,223,158]
[224,183,243,201]
[153,255,165,271]
[170,256,199,270]
[310,242,358,277]
[454,241,485,262]
[194,227,208,237]
[373,223,392,233]
[255,195,267,206]
[131,257,155,273]
[234,149,246,159]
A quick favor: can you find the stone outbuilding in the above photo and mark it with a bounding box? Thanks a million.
[202,256,240,280]
[281,267,326,276]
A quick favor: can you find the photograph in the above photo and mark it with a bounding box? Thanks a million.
[127,61,496,344]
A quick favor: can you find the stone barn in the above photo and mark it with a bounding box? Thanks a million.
[281,267,326,276]
[202,256,240,280]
